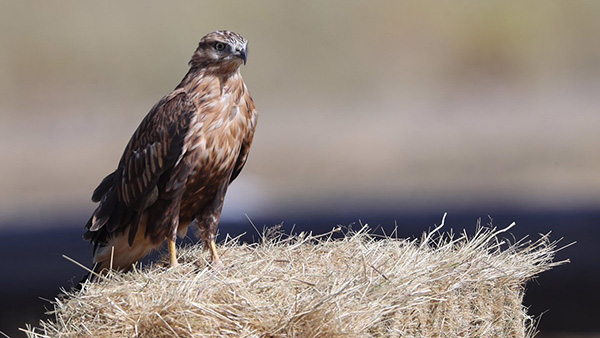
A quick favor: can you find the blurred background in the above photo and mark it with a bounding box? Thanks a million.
[1,1,599,337]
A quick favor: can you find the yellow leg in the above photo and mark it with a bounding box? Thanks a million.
[168,239,179,268]
[209,239,221,266]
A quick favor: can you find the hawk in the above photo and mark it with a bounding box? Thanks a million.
[83,30,257,274]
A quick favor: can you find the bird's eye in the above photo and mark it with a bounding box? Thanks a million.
[214,42,226,51]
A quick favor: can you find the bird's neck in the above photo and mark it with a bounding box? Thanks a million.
[178,67,241,90]
[177,67,244,105]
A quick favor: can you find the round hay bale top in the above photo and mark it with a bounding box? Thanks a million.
[24,219,567,338]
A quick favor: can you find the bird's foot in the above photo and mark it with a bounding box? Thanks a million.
[168,238,179,268]
[208,239,223,269]
[210,256,223,269]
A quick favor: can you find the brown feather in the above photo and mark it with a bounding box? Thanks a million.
[84,30,257,272]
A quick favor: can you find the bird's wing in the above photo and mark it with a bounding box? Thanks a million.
[85,89,196,246]
[230,87,258,183]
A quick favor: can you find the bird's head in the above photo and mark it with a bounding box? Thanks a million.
[190,30,248,75]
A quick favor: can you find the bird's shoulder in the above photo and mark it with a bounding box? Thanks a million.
[141,89,194,134]
[121,89,195,153]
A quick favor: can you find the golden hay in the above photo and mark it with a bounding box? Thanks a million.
[24,218,567,338]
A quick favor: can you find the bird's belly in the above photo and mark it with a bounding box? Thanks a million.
[180,144,240,217]
[179,105,250,218]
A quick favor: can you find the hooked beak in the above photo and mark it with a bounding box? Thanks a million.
[236,48,247,65]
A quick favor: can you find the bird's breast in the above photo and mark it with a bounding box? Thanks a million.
[179,73,253,205]
[184,102,250,186]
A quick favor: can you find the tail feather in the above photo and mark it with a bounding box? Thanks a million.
[91,171,116,202]
[91,217,157,273]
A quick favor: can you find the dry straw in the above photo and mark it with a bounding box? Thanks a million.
[23,215,568,337]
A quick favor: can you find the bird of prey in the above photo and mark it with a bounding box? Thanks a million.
[83,30,257,273]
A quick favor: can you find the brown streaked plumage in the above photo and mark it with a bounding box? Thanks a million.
[83,30,257,273]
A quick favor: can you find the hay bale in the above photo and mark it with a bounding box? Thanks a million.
[23,219,566,337]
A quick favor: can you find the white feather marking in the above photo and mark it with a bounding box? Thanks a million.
[229,106,239,120]
[188,123,205,151]
[211,118,224,130]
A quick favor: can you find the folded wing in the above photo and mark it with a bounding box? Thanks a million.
[84,89,196,250]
